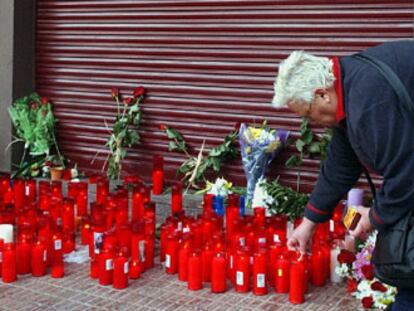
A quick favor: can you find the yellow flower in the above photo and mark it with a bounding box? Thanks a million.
[245,146,251,154]
[265,139,281,153]
[249,127,263,139]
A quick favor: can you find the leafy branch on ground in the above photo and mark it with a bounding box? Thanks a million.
[101,87,145,180]
[160,124,240,189]
[263,179,309,221]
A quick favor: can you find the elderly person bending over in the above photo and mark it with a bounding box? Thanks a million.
[272,41,414,311]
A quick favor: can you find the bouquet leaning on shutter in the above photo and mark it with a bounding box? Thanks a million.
[239,123,289,207]
[7,93,64,178]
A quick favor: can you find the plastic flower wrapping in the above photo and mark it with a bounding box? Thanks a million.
[251,177,274,216]
[239,123,289,206]
[335,232,396,310]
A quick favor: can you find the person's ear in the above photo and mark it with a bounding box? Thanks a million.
[314,88,330,103]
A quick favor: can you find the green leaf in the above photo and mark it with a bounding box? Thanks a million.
[309,142,321,154]
[285,155,302,168]
[295,139,306,153]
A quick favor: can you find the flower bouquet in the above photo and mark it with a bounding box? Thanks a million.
[336,233,396,310]
[8,93,64,178]
[239,123,289,206]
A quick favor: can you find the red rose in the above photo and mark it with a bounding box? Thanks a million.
[159,124,167,131]
[133,86,145,98]
[361,296,373,309]
[361,264,374,280]
[41,97,49,105]
[346,278,358,294]
[124,97,133,106]
[371,281,387,292]
[111,87,119,99]
[337,249,355,265]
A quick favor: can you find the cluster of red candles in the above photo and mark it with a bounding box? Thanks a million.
[84,178,156,290]
[160,191,347,304]
[0,176,79,283]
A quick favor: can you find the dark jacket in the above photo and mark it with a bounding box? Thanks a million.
[304,40,414,231]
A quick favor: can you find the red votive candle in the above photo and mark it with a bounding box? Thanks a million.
[268,237,283,287]
[152,155,164,195]
[275,253,290,293]
[311,247,326,286]
[131,188,142,221]
[31,240,47,277]
[90,257,99,279]
[253,249,268,296]
[81,218,91,245]
[203,194,214,215]
[16,238,31,274]
[0,239,3,277]
[171,182,183,215]
[99,248,114,285]
[62,199,75,232]
[178,236,192,282]
[128,259,141,279]
[289,259,306,304]
[13,178,25,210]
[96,180,109,205]
[2,242,17,283]
[76,188,88,217]
[51,233,64,278]
[235,247,250,293]
[165,233,179,274]
[144,235,155,270]
[25,179,36,202]
[211,252,226,293]
[201,242,214,282]
[67,182,79,200]
[113,250,129,289]
[188,251,202,291]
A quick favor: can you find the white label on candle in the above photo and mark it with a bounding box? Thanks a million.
[177,222,183,231]
[25,185,30,196]
[57,218,62,226]
[236,271,244,286]
[124,262,129,274]
[43,250,47,262]
[139,240,145,262]
[239,237,245,246]
[329,220,335,232]
[258,237,266,245]
[183,227,190,233]
[54,239,62,250]
[257,273,266,288]
[165,254,171,268]
[250,256,253,265]
[230,255,233,269]
[0,252,2,262]
[273,234,280,243]
[105,259,113,271]
[93,232,104,254]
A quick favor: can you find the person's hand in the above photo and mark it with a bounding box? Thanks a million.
[287,217,317,254]
[349,206,372,240]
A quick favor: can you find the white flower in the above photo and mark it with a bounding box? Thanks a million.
[252,178,274,214]
[207,177,233,197]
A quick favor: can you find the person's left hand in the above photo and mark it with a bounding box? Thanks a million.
[349,205,372,240]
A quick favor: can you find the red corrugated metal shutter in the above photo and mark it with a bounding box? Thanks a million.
[35,0,413,192]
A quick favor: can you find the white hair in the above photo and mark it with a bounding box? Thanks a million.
[272,51,335,108]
